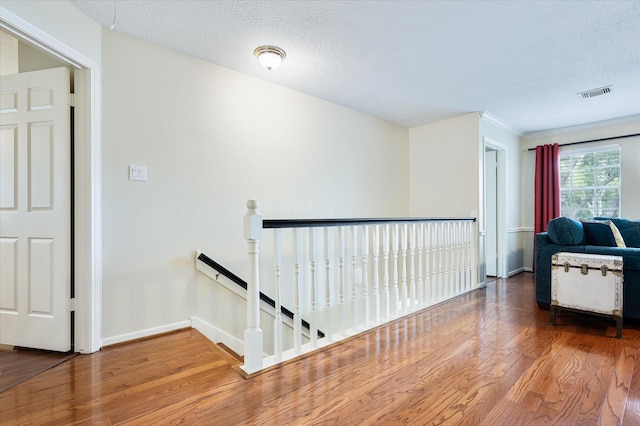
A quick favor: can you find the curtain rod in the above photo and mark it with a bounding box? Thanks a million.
[527,133,640,151]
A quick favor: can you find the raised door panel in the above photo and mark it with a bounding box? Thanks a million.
[0,67,70,352]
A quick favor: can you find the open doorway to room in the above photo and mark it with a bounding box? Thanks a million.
[0,11,104,386]
[0,29,76,392]
[1,3,103,359]
[483,138,507,281]
[485,148,498,278]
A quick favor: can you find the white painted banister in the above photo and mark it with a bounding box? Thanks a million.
[242,199,263,374]
[241,200,478,375]
[273,229,283,362]
[293,229,302,354]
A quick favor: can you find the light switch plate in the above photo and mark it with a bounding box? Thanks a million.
[129,165,147,181]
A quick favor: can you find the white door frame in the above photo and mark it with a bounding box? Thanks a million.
[1,7,102,353]
[483,137,507,279]
[484,148,498,277]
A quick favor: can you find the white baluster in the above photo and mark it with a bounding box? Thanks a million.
[441,222,447,297]
[443,222,452,298]
[273,229,283,362]
[451,222,458,295]
[436,222,443,301]
[452,222,458,294]
[409,223,416,312]
[392,223,400,317]
[324,227,332,343]
[425,222,432,305]
[309,227,318,347]
[362,225,370,327]
[372,224,380,324]
[467,221,473,290]
[339,226,346,336]
[417,223,424,307]
[456,222,462,294]
[401,223,408,314]
[382,224,390,320]
[462,221,468,291]
[293,228,302,354]
[242,199,263,374]
[452,222,458,295]
[351,225,359,331]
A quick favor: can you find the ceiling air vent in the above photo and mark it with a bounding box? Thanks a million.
[579,86,613,99]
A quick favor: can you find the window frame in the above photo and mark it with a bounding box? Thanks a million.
[559,144,621,220]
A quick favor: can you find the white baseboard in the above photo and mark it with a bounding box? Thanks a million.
[191,316,244,356]
[508,267,525,277]
[524,267,533,272]
[101,320,192,347]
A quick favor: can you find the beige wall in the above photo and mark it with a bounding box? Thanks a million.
[101,30,410,341]
[409,113,480,218]
[0,30,18,75]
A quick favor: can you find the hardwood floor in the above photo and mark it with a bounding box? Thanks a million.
[0,346,76,393]
[2,272,639,425]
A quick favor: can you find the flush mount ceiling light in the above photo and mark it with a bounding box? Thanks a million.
[254,45,286,70]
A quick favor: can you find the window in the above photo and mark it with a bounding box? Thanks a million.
[559,146,621,220]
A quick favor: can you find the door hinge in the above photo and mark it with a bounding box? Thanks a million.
[67,298,76,312]
[68,93,75,107]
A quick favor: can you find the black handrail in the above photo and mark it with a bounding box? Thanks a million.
[263,217,476,229]
[196,252,324,338]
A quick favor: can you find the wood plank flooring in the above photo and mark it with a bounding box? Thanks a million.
[2,272,639,425]
[0,346,76,394]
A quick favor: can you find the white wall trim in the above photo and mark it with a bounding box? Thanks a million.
[191,316,245,356]
[522,114,640,141]
[0,6,102,354]
[101,320,191,347]
[508,267,525,277]
[480,111,524,137]
[508,227,534,233]
[483,137,508,278]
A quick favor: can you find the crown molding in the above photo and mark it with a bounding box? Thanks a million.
[480,111,524,137]
[522,114,640,141]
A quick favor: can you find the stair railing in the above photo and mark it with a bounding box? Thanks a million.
[242,199,478,375]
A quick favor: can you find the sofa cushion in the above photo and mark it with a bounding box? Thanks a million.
[583,219,626,247]
[595,217,640,248]
[546,217,585,245]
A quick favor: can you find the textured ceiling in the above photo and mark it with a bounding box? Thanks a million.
[69,0,640,133]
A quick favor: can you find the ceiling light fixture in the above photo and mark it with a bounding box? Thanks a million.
[254,45,286,70]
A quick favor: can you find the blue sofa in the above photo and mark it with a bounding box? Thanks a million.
[534,217,640,319]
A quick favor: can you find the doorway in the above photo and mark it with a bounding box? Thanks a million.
[0,9,102,355]
[0,65,73,352]
[485,148,498,277]
[483,138,507,280]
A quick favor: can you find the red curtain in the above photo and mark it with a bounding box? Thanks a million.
[534,143,560,235]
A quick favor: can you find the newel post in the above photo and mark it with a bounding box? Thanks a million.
[243,199,263,373]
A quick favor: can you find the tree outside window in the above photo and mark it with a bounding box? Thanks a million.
[559,148,621,220]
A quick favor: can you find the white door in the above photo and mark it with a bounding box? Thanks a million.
[485,149,497,277]
[0,67,71,352]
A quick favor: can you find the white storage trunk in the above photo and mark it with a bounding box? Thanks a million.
[551,252,623,338]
